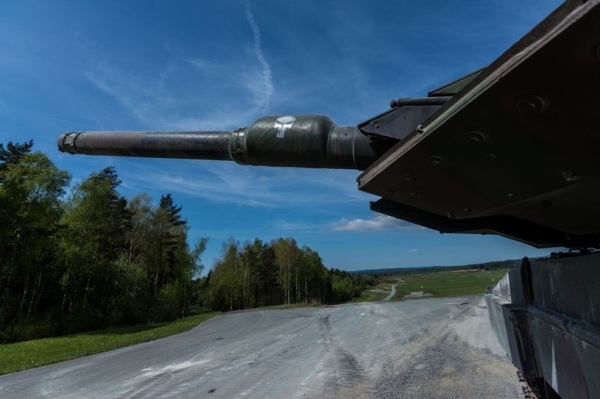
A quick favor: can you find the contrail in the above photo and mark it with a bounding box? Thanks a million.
[245,0,273,111]
[45,116,102,130]
[67,92,106,130]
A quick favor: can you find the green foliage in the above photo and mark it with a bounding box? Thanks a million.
[0,140,34,176]
[148,284,181,322]
[206,237,367,311]
[0,146,71,336]
[0,140,209,342]
[0,139,374,341]
[0,139,375,344]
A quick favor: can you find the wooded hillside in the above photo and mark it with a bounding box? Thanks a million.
[0,141,370,343]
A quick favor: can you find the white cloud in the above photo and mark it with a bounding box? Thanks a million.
[84,2,276,133]
[273,219,316,231]
[85,61,267,132]
[410,248,419,252]
[244,0,273,111]
[331,214,422,232]
[117,159,368,208]
[45,116,101,130]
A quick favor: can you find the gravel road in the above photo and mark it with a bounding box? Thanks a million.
[381,284,396,302]
[0,296,522,398]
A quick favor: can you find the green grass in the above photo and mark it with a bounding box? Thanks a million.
[393,269,509,300]
[260,302,325,310]
[344,277,400,303]
[373,277,398,292]
[347,290,390,303]
[0,312,221,376]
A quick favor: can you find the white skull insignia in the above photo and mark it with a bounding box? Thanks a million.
[274,116,296,138]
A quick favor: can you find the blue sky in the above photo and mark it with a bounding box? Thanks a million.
[1,0,564,271]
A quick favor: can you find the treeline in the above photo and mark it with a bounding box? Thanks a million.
[0,141,206,342]
[0,141,374,343]
[201,237,375,311]
[356,259,522,276]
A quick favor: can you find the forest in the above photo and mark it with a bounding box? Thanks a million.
[0,141,373,343]
[202,237,374,311]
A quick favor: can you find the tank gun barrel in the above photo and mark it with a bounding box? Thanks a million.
[57,130,234,161]
[58,115,392,170]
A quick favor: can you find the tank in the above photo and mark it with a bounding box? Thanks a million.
[57,2,600,397]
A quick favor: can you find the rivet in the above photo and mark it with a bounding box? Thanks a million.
[540,200,553,208]
[486,153,497,160]
[465,131,487,144]
[403,174,415,183]
[417,125,424,134]
[383,187,395,195]
[447,212,455,219]
[515,95,545,113]
[410,192,419,198]
[374,121,381,129]
[508,193,517,200]
[464,208,472,213]
[429,156,445,167]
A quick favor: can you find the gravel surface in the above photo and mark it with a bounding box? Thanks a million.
[0,296,522,398]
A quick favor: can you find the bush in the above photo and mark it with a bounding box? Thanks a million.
[147,284,180,323]
[0,317,57,344]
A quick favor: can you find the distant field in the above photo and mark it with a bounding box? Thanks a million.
[373,277,397,292]
[349,290,389,303]
[347,276,399,303]
[393,269,509,300]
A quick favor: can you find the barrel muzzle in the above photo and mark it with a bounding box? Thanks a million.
[57,132,80,154]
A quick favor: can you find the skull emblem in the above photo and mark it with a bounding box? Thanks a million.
[274,116,296,138]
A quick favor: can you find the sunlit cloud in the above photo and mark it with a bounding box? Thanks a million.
[331,214,423,232]
[410,248,419,252]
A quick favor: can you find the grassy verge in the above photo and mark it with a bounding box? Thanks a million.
[393,269,509,300]
[347,290,390,303]
[0,312,220,376]
[259,302,324,310]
